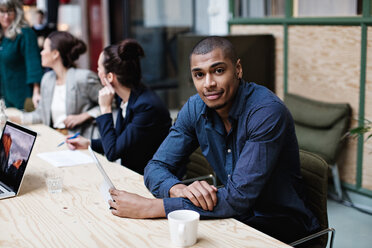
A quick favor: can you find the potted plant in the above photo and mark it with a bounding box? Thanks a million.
[347,119,372,141]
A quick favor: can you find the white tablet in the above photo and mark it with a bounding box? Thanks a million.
[88,146,116,190]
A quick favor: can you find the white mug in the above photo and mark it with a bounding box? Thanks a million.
[168,210,200,247]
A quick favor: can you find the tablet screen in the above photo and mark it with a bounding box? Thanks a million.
[88,146,116,189]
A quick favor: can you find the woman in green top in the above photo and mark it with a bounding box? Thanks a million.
[0,0,43,109]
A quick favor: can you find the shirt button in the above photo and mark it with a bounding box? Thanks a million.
[227,148,231,153]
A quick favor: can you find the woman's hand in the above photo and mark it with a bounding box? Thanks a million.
[8,115,21,124]
[32,84,41,108]
[64,113,92,129]
[66,135,90,150]
[98,83,115,114]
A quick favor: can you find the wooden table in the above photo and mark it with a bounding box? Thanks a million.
[0,124,291,248]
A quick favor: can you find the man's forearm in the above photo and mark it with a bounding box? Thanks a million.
[169,182,218,211]
[109,189,167,218]
[145,199,167,218]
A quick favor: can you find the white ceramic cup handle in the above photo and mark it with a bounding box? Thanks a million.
[178,223,186,245]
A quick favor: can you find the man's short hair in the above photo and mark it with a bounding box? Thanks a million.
[190,36,238,63]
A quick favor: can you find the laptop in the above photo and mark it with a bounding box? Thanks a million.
[0,121,37,199]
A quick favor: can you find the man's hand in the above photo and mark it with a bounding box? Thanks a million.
[169,181,218,211]
[66,135,90,150]
[109,188,165,218]
[64,113,92,129]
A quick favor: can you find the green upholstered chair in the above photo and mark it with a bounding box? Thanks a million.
[284,93,351,201]
[290,150,335,248]
[181,147,217,187]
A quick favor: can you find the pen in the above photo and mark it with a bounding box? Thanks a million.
[57,132,80,147]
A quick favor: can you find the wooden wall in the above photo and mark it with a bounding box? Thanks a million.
[363,27,372,190]
[231,24,369,189]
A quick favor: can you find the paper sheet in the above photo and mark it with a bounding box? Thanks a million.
[37,150,94,167]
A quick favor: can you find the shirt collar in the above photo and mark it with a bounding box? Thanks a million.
[228,80,247,121]
[115,86,145,116]
[128,86,145,105]
[120,101,129,119]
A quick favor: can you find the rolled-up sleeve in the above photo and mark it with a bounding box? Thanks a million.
[144,99,199,198]
[151,102,290,219]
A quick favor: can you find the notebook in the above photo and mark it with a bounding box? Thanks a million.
[0,121,37,199]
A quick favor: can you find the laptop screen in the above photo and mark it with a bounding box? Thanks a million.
[0,122,37,193]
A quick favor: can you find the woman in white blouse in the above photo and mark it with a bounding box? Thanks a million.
[10,31,102,138]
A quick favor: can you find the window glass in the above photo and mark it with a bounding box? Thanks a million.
[129,0,192,109]
[234,0,285,18]
[130,0,192,86]
[143,0,192,27]
[295,0,361,17]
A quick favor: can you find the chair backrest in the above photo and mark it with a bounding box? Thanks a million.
[299,149,329,247]
[284,93,351,164]
[183,147,217,186]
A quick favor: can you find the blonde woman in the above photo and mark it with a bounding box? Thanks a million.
[0,0,43,109]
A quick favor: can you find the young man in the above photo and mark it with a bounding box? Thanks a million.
[108,36,319,243]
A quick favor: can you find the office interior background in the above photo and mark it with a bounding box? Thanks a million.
[21,0,372,247]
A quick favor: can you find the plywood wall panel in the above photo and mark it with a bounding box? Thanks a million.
[338,139,358,185]
[361,27,372,190]
[230,25,284,98]
[288,26,360,185]
[288,26,360,111]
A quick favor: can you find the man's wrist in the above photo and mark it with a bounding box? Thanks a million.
[169,184,187,198]
[144,199,166,218]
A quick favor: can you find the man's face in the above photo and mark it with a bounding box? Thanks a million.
[190,48,242,114]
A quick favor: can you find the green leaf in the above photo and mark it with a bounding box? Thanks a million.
[349,126,371,135]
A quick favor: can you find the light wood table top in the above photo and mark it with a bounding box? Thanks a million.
[0,124,291,248]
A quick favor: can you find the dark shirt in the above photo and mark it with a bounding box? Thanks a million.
[91,87,171,175]
[32,24,51,41]
[144,81,319,242]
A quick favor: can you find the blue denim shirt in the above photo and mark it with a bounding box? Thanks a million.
[144,82,319,234]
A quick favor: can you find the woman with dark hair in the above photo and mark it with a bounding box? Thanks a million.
[67,39,171,175]
[10,31,102,138]
[0,0,43,109]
